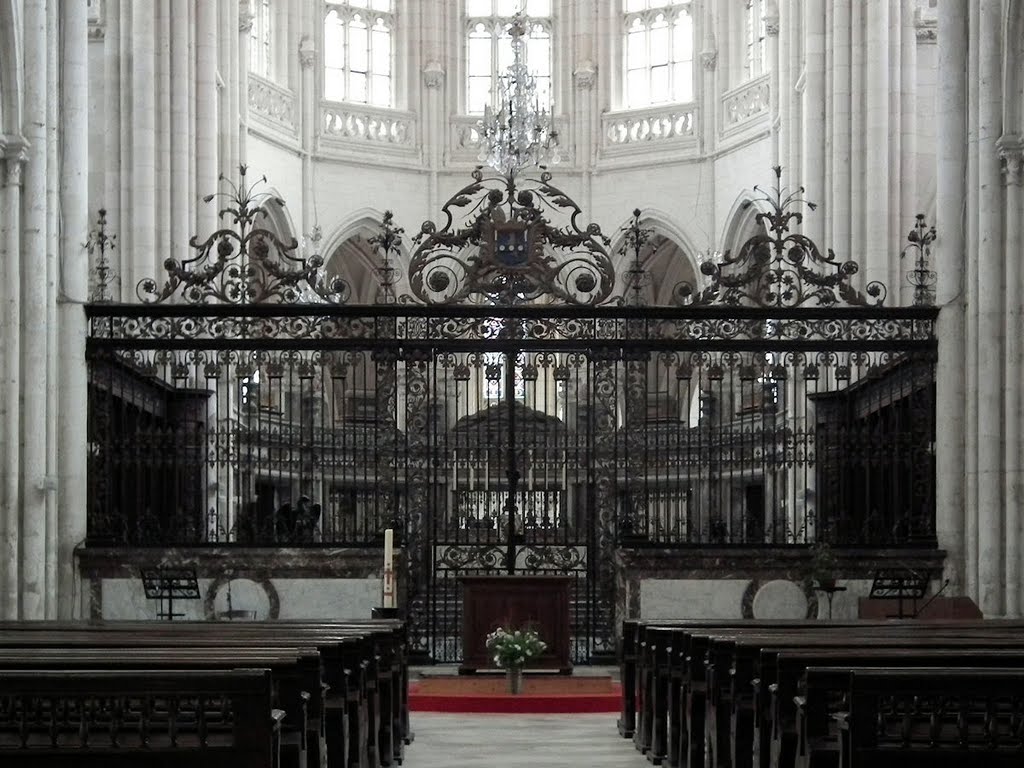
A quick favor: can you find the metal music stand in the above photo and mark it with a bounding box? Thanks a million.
[141,567,200,621]
[869,567,931,619]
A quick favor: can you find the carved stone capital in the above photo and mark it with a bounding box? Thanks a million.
[998,135,1024,187]
[2,135,29,186]
[299,36,315,69]
[423,60,445,88]
[88,25,105,41]
[764,15,780,36]
[700,49,718,71]
[239,0,254,32]
[573,59,597,90]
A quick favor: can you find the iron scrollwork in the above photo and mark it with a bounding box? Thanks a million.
[137,165,351,305]
[406,167,614,305]
[680,166,888,308]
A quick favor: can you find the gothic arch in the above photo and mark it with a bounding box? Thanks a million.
[255,189,297,245]
[608,208,702,306]
[322,209,406,304]
[720,191,768,256]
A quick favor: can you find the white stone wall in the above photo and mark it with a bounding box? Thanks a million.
[6,0,1022,620]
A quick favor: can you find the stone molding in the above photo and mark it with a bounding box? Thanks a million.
[573,59,596,90]
[998,135,1024,187]
[423,60,445,89]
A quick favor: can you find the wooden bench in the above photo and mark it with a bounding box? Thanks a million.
[0,618,409,768]
[0,646,320,768]
[0,668,282,767]
[836,667,1024,767]
[795,660,1024,768]
[623,619,1024,768]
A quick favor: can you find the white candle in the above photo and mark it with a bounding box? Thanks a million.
[383,528,395,609]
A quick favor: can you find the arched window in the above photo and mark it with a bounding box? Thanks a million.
[250,0,272,78]
[745,0,767,78]
[324,0,395,107]
[465,0,552,115]
[623,0,694,109]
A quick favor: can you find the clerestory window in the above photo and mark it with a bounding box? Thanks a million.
[623,0,694,109]
[324,0,395,107]
[249,0,272,78]
[465,0,553,115]
[745,0,767,79]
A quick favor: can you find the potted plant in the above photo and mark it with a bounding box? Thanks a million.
[485,626,547,693]
[807,539,839,590]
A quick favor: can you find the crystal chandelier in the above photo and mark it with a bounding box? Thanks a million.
[477,12,560,177]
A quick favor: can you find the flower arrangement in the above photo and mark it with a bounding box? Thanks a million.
[485,626,547,670]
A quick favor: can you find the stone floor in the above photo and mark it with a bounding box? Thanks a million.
[404,713,640,767]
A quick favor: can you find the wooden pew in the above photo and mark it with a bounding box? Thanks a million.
[836,667,1024,767]
[795,657,1024,768]
[0,619,408,768]
[629,620,1024,768]
[0,646,321,768]
[0,668,282,768]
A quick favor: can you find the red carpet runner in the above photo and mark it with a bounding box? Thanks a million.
[409,675,621,714]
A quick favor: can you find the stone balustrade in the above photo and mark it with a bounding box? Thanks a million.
[601,104,697,148]
[721,74,770,131]
[321,102,414,145]
[247,73,297,134]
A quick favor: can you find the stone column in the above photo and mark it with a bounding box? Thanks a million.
[20,0,49,621]
[864,0,889,290]
[999,137,1024,616]
[0,143,27,619]
[765,2,780,164]
[423,61,445,217]
[934,0,968,599]
[960,0,980,602]
[897,0,917,305]
[196,0,219,236]
[775,0,789,174]
[58,0,90,619]
[171,2,192,259]
[848,0,865,274]
[975,0,1004,616]
[830,0,851,260]
[299,34,315,239]
[698,2,717,157]
[130,0,156,297]
[801,0,825,246]
[239,0,253,166]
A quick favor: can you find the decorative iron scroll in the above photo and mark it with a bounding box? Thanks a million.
[679,166,887,308]
[901,214,937,307]
[406,167,614,305]
[137,165,351,304]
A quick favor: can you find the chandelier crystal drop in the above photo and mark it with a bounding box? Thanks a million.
[477,12,560,177]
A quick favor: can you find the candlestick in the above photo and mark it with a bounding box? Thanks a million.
[383,527,395,609]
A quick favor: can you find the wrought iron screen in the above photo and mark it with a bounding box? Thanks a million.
[84,166,938,663]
